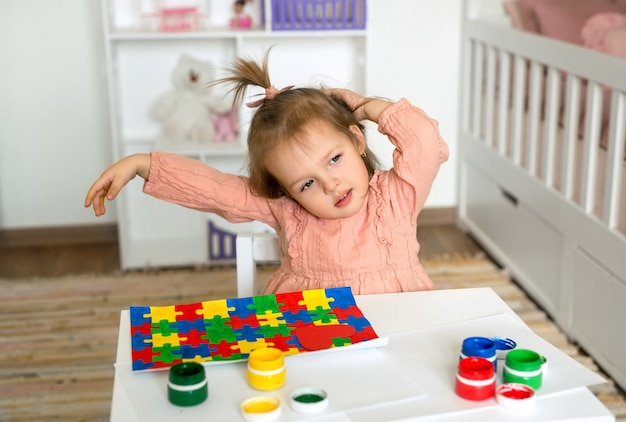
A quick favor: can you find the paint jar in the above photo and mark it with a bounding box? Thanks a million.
[503,349,543,390]
[455,357,496,401]
[247,347,286,391]
[460,336,497,369]
[167,362,208,406]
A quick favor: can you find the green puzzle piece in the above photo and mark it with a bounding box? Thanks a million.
[309,306,338,324]
[151,319,178,336]
[260,324,292,338]
[152,343,181,364]
[204,315,237,343]
[249,295,281,314]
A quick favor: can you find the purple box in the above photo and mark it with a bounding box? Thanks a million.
[271,0,366,31]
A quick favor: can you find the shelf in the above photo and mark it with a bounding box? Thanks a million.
[118,135,246,155]
[103,0,369,269]
[106,28,265,41]
[153,144,248,158]
[106,28,367,41]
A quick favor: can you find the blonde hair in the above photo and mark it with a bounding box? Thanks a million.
[213,52,380,198]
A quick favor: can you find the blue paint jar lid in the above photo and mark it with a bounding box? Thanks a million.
[461,336,496,358]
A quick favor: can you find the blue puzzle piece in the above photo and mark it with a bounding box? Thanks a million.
[130,306,151,326]
[132,359,155,371]
[285,333,303,350]
[324,287,356,309]
[341,315,372,332]
[176,318,206,334]
[280,309,313,324]
[179,343,215,359]
[227,297,255,317]
[235,324,264,342]
[131,331,152,351]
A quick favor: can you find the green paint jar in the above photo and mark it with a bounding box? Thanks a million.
[503,349,543,390]
[168,362,208,406]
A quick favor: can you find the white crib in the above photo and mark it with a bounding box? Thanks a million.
[458,0,626,391]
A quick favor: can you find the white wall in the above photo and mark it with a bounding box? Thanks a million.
[0,0,114,228]
[368,0,462,207]
[0,0,462,230]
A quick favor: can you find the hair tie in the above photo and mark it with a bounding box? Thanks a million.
[246,85,295,108]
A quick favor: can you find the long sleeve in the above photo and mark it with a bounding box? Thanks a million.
[377,98,449,217]
[142,151,280,228]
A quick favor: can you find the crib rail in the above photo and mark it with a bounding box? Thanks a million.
[462,19,626,235]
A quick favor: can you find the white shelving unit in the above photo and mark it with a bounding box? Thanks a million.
[102,0,369,269]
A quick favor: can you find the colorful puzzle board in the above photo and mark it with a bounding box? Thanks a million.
[129,286,380,371]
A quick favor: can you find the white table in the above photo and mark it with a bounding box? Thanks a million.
[111,287,615,421]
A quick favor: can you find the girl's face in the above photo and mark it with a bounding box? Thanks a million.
[267,122,370,219]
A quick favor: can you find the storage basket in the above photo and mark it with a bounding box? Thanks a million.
[271,0,366,30]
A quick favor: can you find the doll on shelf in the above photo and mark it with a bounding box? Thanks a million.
[230,0,252,29]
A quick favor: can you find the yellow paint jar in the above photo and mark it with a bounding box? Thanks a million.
[247,348,286,391]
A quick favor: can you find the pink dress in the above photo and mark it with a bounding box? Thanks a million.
[143,98,449,294]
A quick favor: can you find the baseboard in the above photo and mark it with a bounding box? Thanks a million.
[0,224,118,247]
[0,208,457,247]
[417,207,457,226]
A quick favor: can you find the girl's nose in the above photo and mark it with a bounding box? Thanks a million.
[322,177,339,194]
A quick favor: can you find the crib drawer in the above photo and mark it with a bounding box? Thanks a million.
[571,248,626,391]
[464,165,562,313]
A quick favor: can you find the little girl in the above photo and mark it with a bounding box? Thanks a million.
[85,53,449,295]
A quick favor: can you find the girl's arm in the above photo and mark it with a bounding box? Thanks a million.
[86,151,281,227]
[84,153,151,216]
[379,98,449,214]
[143,152,279,227]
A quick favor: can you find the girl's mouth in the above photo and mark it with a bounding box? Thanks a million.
[335,189,352,207]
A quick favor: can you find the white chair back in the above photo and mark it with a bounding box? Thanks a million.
[235,231,280,297]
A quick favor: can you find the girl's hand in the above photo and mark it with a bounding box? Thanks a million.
[326,88,392,123]
[84,153,151,217]
[326,88,368,121]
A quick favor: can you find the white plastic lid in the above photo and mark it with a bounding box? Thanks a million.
[241,396,282,422]
[491,337,517,359]
[290,387,329,414]
[496,383,536,411]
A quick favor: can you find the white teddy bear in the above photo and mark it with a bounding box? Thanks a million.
[150,54,232,144]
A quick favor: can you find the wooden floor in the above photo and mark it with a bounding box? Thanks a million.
[0,224,482,279]
[2,224,626,420]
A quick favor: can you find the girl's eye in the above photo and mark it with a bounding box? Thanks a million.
[330,154,341,165]
[301,179,314,192]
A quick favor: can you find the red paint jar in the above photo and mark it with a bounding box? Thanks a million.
[455,357,496,401]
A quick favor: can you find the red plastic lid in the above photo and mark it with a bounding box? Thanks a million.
[496,383,536,411]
